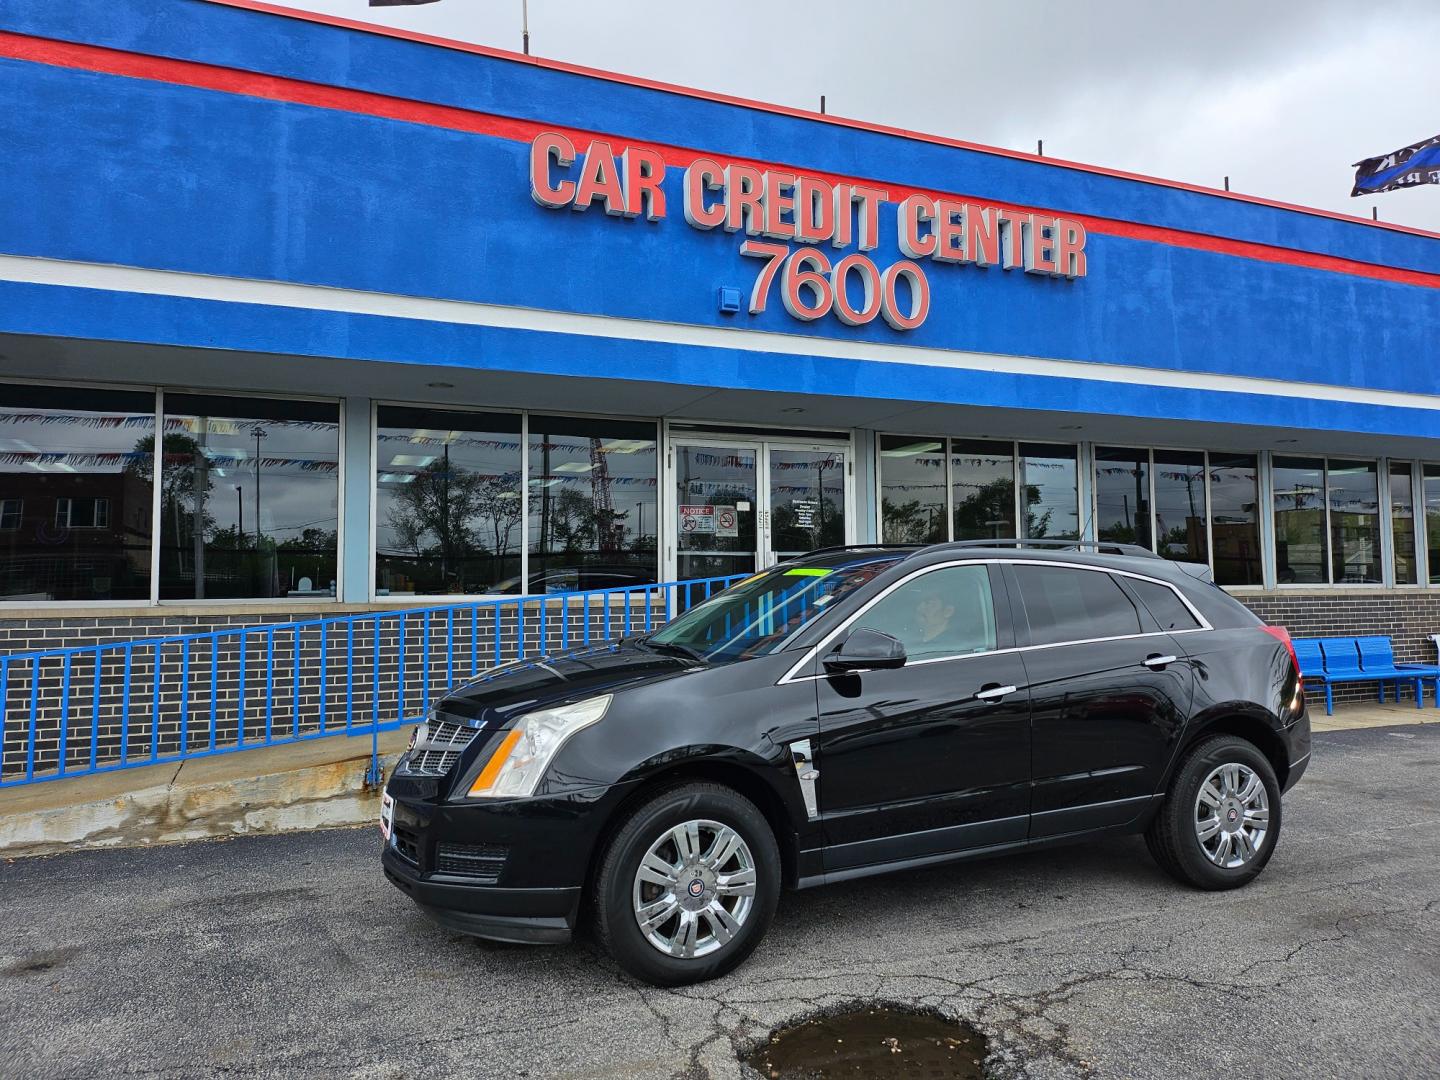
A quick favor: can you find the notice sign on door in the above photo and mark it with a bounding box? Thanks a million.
[680,504,717,533]
[715,505,738,538]
[793,499,818,529]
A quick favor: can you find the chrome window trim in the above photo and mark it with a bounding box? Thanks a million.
[777,557,1211,685]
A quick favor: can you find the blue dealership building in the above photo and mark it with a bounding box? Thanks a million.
[2,0,1440,661]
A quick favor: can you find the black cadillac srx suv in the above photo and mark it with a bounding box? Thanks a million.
[381,540,1310,986]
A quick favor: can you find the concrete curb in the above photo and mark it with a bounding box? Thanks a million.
[0,730,409,859]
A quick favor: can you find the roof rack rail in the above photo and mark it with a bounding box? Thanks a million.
[937,538,1162,559]
[793,543,926,560]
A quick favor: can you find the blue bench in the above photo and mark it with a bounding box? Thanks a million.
[1293,636,1440,715]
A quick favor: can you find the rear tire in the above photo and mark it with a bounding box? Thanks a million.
[1146,735,1282,890]
[593,782,780,986]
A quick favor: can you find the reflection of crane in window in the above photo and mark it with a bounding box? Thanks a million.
[591,437,620,553]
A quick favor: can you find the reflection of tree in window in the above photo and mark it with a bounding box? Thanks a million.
[952,440,1016,541]
[375,408,522,595]
[954,477,1051,539]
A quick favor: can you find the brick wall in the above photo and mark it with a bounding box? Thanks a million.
[1237,590,1440,705]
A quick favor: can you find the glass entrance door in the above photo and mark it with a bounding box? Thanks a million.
[768,446,847,562]
[674,442,761,580]
[669,437,850,581]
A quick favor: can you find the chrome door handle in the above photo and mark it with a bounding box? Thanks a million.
[1143,654,1178,669]
[975,684,1019,701]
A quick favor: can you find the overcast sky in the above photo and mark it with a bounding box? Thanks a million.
[277,0,1440,232]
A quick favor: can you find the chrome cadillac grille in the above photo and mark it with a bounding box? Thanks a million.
[403,718,481,776]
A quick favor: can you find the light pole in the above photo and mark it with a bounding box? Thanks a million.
[252,426,268,550]
[235,485,243,545]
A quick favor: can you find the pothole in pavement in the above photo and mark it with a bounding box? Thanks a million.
[743,1003,989,1079]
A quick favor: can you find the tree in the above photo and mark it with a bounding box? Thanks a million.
[129,431,215,568]
[952,479,1054,539]
[384,453,490,578]
[880,497,942,543]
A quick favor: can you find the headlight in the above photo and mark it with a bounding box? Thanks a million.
[467,695,611,799]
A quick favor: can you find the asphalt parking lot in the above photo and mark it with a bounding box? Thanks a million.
[2,724,1438,1080]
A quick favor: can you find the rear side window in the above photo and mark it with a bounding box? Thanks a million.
[1013,565,1141,646]
[1127,578,1202,632]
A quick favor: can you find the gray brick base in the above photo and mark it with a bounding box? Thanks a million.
[1237,591,1440,706]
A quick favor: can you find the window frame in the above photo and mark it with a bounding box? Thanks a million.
[0,498,20,531]
[0,377,163,609]
[368,399,662,604]
[1421,461,1440,588]
[1270,454,1382,589]
[154,385,345,606]
[1088,444,1269,588]
[54,495,111,530]
[370,400,526,603]
[876,434,1080,548]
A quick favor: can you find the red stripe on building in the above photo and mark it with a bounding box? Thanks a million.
[4,29,1440,293]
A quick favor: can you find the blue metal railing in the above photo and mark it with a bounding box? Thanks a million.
[0,574,745,790]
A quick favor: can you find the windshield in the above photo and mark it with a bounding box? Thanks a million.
[649,557,897,663]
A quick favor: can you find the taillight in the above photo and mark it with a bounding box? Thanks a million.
[1261,624,1304,713]
[1260,624,1300,677]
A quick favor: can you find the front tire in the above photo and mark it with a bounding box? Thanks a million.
[1146,735,1282,890]
[593,782,780,986]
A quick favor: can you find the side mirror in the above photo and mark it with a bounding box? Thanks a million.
[823,627,907,673]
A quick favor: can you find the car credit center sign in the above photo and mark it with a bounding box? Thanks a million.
[528,132,1088,332]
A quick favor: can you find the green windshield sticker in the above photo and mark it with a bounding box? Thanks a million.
[783,568,832,577]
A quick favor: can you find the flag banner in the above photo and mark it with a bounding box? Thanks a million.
[1351,134,1440,196]
[369,0,441,6]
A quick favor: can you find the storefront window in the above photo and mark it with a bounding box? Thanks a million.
[374,407,522,595]
[1210,454,1261,585]
[159,395,339,600]
[1390,462,1417,585]
[0,384,154,602]
[951,439,1015,540]
[1427,465,1440,586]
[878,435,946,543]
[1327,459,1380,584]
[1095,447,1150,549]
[1272,456,1327,584]
[1019,443,1078,540]
[1154,450,1208,563]
[527,415,658,592]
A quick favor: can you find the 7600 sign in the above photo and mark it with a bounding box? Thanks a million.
[528,132,1088,336]
[740,241,929,331]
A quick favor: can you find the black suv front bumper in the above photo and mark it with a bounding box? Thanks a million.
[379,778,634,945]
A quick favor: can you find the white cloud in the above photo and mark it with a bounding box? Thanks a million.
[263,0,1440,230]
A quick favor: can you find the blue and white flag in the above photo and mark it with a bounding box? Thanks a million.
[1352,135,1440,196]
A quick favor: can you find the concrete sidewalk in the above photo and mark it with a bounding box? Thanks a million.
[1309,699,1440,732]
[0,700,1428,859]
[0,729,407,859]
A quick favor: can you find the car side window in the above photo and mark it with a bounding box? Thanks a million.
[1013,565,1142,646]
[1126,578,1202,632]
[855,564,997,662]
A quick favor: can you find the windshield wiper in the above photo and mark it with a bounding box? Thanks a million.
[642,638,707,663]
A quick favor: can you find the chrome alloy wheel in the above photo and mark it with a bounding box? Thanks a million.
[631,819,757,959]
[1194,762,1270,868]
